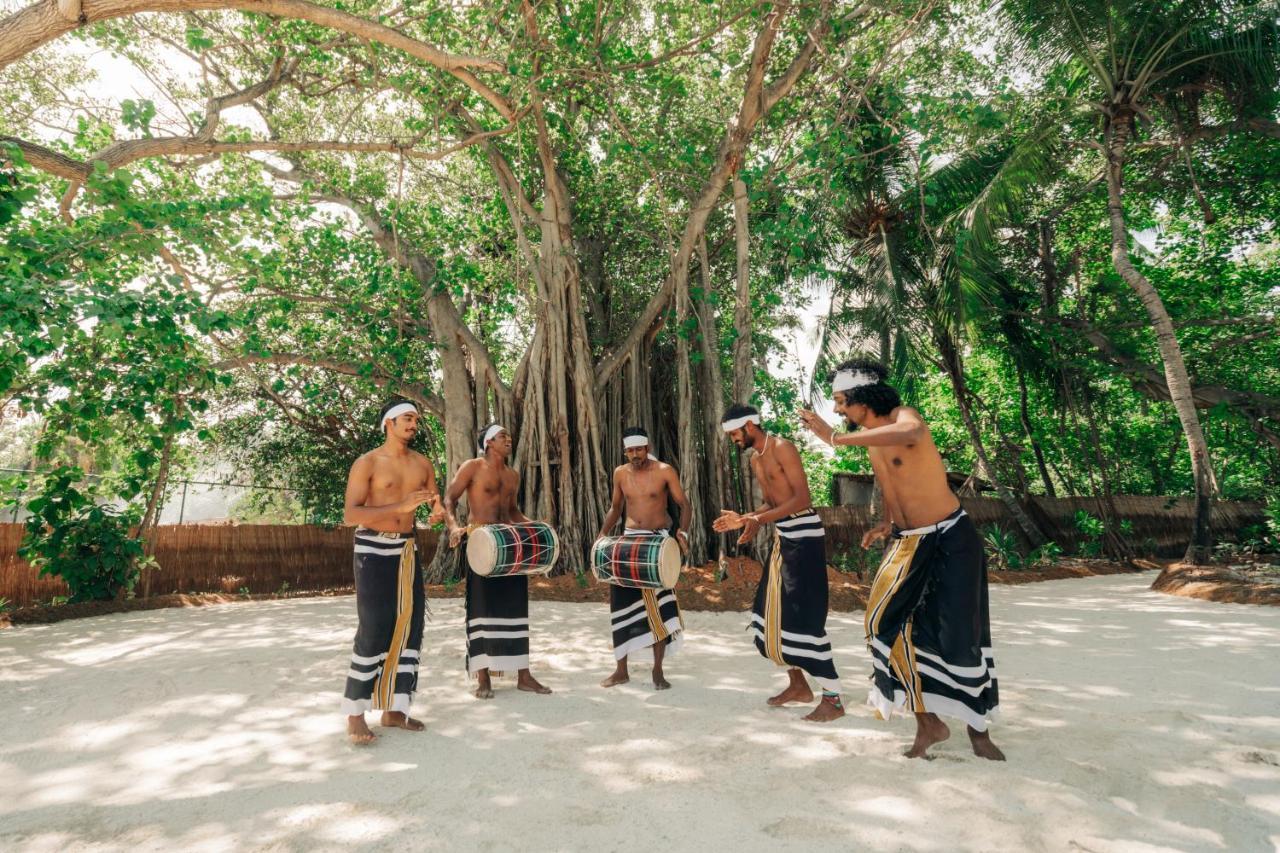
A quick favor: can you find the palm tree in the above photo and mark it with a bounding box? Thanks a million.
[997,0,1280,562]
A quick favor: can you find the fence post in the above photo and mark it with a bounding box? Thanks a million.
[178,481,188,524]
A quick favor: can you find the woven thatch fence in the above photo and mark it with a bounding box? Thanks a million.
[0,497,1266,608]
[0,524,441,609]
[819,496,1266,557]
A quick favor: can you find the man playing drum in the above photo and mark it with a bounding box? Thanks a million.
[340,398,443,745]
[442,423,553,699]
[713,403,845,723]
[596,427,691,690]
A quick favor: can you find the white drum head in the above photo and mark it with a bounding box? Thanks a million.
[657,536,681,588]
[466,527,498,576]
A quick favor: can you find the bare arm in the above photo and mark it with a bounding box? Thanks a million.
[835,408,926,448]
[597,469,625,540]
[442,460,476,534]
[343,456,431,528]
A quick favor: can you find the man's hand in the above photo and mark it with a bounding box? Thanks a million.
[713,509,744,533]
[798,409,836,445]
[675,529,689,555]
[425,495,445,525]
[398,489,436,514]
[448,525,465,548]
[861,521,893,549]
[736,515,761,545]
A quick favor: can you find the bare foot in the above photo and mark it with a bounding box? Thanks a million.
[379,711,425,732]
[601,668,630,688]
[968,726,1006,761]
[803,695,845,723]
[905,713,950,759]
[652,670,671,690]
[474,673,495,700]
[767,674,814,707]
[517,670,552,694]
[347,715,376,745]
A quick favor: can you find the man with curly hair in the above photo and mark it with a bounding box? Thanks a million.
[800,359,1004,760]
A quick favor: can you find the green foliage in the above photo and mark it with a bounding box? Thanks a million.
[1073,511,1105,558]
[829,544,883,577]
[983,526,1025,570]
[1028,540,1064,567]
[18,466,152,602]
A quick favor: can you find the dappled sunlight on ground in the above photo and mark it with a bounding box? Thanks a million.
[2,574,1278,851]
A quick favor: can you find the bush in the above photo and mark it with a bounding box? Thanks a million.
[830,544,883,577]
[18,466,152,603]
[1028,540,1063,567]
[1073,511,1105,558]
[983,526,1025,570]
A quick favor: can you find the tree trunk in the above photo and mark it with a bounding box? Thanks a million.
[731,178,753,404]
[937,332,1047,547]
[697,235,731,567]
[1105,111,1216,564]
[675,279,707,564]
[1016,364,1056,497]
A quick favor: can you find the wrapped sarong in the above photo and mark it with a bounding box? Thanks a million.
[464,532,530,675]
[609,527,685,660]
[341,528,425,715]
[865,507,1000,731]
[749,509,840,692]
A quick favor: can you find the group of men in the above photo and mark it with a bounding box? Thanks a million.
[339,359,1003,761]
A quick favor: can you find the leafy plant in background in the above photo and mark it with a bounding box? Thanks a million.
[18,466,153,602]
[1074,511,1106,558]
[829,544,884,577]
[984,526,1025,570]
[1028,541,1064,568]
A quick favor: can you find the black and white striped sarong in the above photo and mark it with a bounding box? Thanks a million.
[865,507,999,731]
[340,528,425,715]
[464,535,530,675]
[609,527,684,660]
[749,509,840,692]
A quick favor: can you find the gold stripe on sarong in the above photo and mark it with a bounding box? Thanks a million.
[642,589,670,642]
[373,539,415,710]
[763,531,786,666]
[865,534,920,638]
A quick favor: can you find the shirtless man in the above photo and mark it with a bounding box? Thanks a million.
[340,399,443,745]
[596,427,691,690]
[799,358,1004,760]
[712,404,845,723]
[442,422,552,699]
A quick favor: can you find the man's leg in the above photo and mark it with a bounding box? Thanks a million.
[348,714,376,744]
[767,667,814,706]
[601,655,630,687]
[474,667,495,699]
[803,689,845,723]
[905,712,951,759]
[517,668,552,694]
[651,640,670,690]
[383,557,426,730]
[968,726,1006,761]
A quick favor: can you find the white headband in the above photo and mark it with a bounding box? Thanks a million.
[832,369,878,394]
[622,435,649,449]
[479,423,507,453]
[381,402,418,430]
[721,414,761,432]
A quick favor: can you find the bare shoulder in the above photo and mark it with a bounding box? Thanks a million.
[612,463,629,479]
[349,450,377,474]
[408,449,434,469]
[774,436,803,459]
[893,406,926,424]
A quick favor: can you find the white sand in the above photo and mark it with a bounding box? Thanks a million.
[2,573,1278,852]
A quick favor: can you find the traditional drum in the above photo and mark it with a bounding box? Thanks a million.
[467,522,560,577]
[591,534,681,590]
